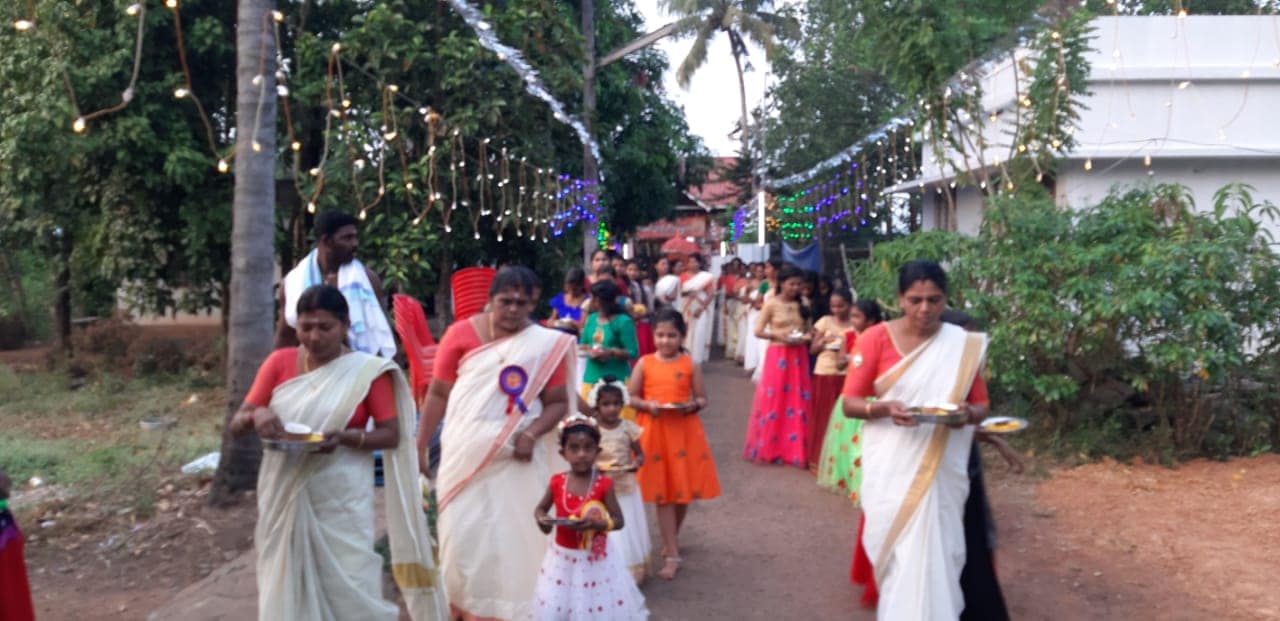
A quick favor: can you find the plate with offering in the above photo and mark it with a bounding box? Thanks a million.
[909,403,967,424]
[979,416,1028,434]
[823,342,843,351]
[657,402,690,412]
[601,463,639,473]
[541,516,583,527]
[265,423,326,452]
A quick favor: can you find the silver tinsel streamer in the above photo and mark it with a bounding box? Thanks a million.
[765,117,912,189]
[445,0,604,178]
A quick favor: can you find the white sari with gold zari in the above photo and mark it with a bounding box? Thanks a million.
[435,324,576,620]
[255,351,446,621]
[680,271,716,364]
[859,323,988,621]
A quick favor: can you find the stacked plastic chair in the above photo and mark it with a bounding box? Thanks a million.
[392,294,437,410]
[450,267,497,321]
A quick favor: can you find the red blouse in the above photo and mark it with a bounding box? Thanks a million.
[841,323,989,405]
[432,319,568,387]
[245,348,397,429]
[549,472,614,550]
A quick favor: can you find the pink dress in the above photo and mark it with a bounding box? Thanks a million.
[743,297,811,468]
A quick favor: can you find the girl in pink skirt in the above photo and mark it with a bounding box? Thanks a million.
[743,265,812,468]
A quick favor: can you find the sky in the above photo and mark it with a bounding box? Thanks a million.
[633,1,786,156]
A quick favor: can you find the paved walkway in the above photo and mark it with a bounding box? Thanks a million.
[151,358,873,620]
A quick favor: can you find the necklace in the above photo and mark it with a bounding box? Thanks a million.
[560,467,598,517]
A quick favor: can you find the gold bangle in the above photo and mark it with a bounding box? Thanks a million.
[864,400,872,418]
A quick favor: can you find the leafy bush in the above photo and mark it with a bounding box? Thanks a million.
[0,315,28,350]
[75,318,140,358]
[128,336,193,376]
[849,183,1280,459]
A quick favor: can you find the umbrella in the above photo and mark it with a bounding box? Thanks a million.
[660,236,700,256]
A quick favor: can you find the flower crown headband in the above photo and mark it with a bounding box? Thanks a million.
[558,412,599,433]
[585,378,630,409]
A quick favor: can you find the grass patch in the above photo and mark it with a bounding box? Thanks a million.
[0,368,224,513]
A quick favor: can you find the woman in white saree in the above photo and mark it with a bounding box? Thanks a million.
[679,254,716,364]
[841,261,991,621]
[416,267,577,621]
[229,285,445,621]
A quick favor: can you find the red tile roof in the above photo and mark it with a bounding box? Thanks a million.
[683,157,744,210]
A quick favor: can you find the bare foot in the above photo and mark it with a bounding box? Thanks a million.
[657,556,682,580]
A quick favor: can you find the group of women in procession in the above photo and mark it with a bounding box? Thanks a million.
[212,210,1021,621]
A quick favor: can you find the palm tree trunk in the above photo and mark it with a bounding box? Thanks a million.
[210,0,278,505]
[732,45,750,162]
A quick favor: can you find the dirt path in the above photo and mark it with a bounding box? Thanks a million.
[15,356,1279,620]
[642,360,873,620]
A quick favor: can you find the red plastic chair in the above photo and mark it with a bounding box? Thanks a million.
[392,294,437,409]
[451,267,497,321]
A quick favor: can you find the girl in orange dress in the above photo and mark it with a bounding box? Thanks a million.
[628,309,720,581]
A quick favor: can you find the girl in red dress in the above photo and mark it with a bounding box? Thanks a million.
[0,470,36,621]
[532,415,648,620]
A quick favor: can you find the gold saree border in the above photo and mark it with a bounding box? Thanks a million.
[873,331,987,584]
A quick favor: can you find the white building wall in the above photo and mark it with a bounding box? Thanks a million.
[912,15,1280,236]
[1057,160,1280,243]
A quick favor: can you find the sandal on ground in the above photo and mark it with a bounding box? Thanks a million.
[657,556,683,580]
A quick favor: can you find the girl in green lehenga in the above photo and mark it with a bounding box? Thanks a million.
[815,299,883,503]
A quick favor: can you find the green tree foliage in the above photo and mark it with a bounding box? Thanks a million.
[849,183,1280,460]
[0,0,237,337]
[760,1,898,176]
[1,0,706,334]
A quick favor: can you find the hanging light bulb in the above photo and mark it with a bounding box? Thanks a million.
[358,209,367,221]
[216,159,229,173]
[126,4,142,16]
[72,117,87,133]
[1084,159,1093,171]
[165,0,178,8]
[271,10,284,22]
[251,140,263,152]
[1143,154,1152,167]
[276,84,289,97]
[307,202,317,214]
[290,141,301,152]
[173,87,189,99]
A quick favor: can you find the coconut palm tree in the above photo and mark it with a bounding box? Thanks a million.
[663,0,797,159]
[210,0,278,504]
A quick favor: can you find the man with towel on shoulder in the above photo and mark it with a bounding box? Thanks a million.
[275,210,396,358]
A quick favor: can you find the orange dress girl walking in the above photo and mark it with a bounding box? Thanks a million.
[628,309,720,581]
